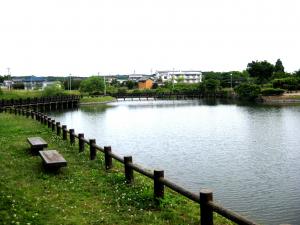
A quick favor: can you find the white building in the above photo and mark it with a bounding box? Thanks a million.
[156,70,202,84]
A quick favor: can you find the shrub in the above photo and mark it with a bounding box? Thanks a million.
[155,87,171,95]
[42,82,65,97]
[261,88,285,96]
[117,87,128,95]
[272,77,299,90]
[12,83,25,89]
[234,83,261,100]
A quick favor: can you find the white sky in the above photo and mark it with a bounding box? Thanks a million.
[0,0,299,76]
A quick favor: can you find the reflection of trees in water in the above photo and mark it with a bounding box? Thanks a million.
[46,104,114,116]
[124,99,239,109]
[80,105,114,114]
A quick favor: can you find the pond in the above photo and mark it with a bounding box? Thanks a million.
[47,99,300,225]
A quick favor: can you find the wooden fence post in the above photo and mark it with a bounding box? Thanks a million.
[69,129,75,145]
[89,139,96,160]
[44,116,48,125]
[56,122,61,136]
[47,118,51,128]
[124,156,133,183]
[78,133,85,152]
[200,189,213,225]
[62,125,67,140]
[31,111,34,119]
[51,120,55,131]
[104,146,113,170]
[154,170,164,202]
[40,115,44,124]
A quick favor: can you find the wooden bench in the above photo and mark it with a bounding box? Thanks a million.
[27,137,48,155]
[39,150,67,170]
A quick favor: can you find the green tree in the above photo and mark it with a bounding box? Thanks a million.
[124,80,136,89]
[274,59,284,73]
[42,82,65,97]
[234,83,261,101]
[63,79,82,90]
[295,69,300,77]
[272,77,299,90]
[80,76,105,94]
[204,79,220,94]
[110,79,120,87]
[246,60,275,84]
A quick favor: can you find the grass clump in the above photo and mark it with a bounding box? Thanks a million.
[0,113,233,225]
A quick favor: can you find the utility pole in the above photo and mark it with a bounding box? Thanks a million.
[104,74,106,96]
[69,74,72,91]
[172,68,175,92]
[7,67,11,90]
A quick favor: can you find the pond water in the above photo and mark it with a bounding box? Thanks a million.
[48,99,300,225]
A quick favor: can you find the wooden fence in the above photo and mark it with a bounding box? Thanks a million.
[0,95,80,110]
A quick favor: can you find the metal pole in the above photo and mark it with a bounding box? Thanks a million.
[69,74,72,91]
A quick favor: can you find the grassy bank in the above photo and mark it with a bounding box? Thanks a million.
[0,113,233,225]
[0,90,81,100]
[0,89,42,99]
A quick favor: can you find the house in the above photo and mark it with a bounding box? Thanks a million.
[156,70,202,84]
[3,80,14,89]
[21,76,45,90]
[138,78,153,89]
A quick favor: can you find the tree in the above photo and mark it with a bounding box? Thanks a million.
[295,69,300,77]
[63,79,82,90]
[124,80,136,89]
[234,83,261,101]
[272,77,299,90]
[42,82,65,97]
[204,79,220,94]
[80,76,105,94]
[274,59,284,73]
[246,60,275,84]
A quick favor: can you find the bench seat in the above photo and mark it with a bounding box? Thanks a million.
[27,137,48,154]
[39,150,67,170]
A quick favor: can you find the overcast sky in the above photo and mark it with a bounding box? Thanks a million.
[0,0,299,76]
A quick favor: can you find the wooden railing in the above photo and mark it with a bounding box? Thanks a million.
[1,106,290,225]
[0,95,80,108]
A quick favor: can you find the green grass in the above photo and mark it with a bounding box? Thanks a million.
[0,90,82,100]
[0,89,42,99]
[0,113,234,225]
[80,96,116,103]
[285,95,300,99]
